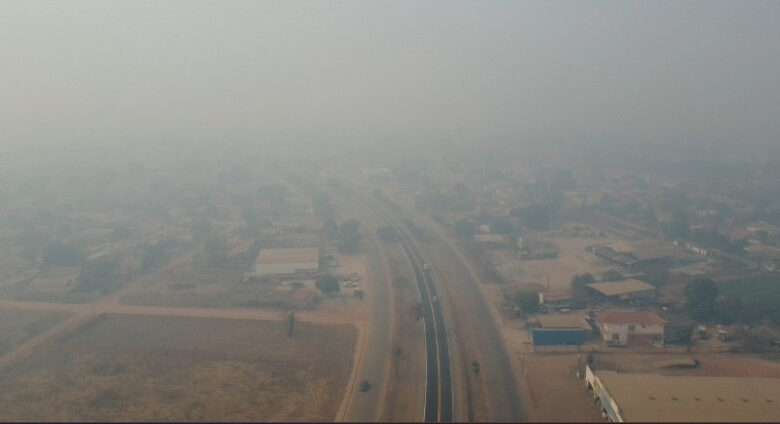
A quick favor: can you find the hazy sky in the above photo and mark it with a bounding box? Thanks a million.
[2,1,779,152]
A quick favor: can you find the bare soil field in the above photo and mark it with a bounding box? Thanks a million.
[0,308,71,356]
[0,267,100,304]
[522,353,603,422]
[517,237,612,292]
[379,243,426,422]
[0,314,356,422]
[593,352,780,378]
[119,264,301,310]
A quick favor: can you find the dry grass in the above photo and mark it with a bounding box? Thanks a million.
[513,237,612,292]
[0,314,356,422]
[593,352,780,378]
[0,308,71,356]
[522,353,603,422]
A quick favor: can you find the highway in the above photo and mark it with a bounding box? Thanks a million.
[377,189,525,422]
[398,225,453,423]
[289,172,455,422]
[348,185,454,422]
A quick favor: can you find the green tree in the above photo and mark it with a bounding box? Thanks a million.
[338,219,361,254]
[43,241,84,267]
[686,278,719,322]
[316,274,340,294]
[377,226,400,243]
[571,273,596,300]
[514,290,540,315]
[717,296,744,324]
[601,269,624,282]
[664,209,690,239]
[454,219,476,240]
[204,235,228,268]
[77,255,120,294]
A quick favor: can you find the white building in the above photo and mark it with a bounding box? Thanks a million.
[596,311,665,346]
[252,248,319,277]
[585,365,780,422]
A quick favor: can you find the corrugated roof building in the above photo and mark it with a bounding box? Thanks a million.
[252,248,319,277]
[587,279,656,301]
[585,366,780,422]
[531,313,591,347]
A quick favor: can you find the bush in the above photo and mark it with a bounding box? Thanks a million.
[514,290,540,315]
[316,275,340,294]
[685,278,718,322]
[43,241,83,267]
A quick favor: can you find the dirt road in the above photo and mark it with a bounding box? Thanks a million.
[329,189,397,423]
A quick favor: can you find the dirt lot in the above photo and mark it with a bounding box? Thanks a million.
[593,352,780,378]
[521,353,603,422]
[516,236,613,292]
[0,314,356,422]
[0,308,71,356]
[0,267,100,304]
[379,243,426,422]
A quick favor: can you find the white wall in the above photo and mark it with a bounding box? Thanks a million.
[600,323,664,345]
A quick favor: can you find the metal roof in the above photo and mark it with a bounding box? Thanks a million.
[256,247,319,265]
[536,313,591,330]
[587,279,656,297]
[595,370,780,422]
[597,311,666,326]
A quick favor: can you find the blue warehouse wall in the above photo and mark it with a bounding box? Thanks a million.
[532,329,587,346]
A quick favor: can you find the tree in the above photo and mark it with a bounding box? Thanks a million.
[454,219,476,240]
[43,241,83,267]
[316,274,340,294]
[571,273,596,300]
[242,206,259,236]
[323,219,340,241]
[288,311,296,338]
[717,296,744,324]
[642,269,670,288]
[338,219,362,254]
[140,240,176,272]
[664,209,690,239]
[601,269,624,282]
[489,217,514,235]
[512,204,556,231]
[377,226,400,243]
[514,290,540,315]
[196,235,228,268]
[686,278,719,322]
[77,255,120,294]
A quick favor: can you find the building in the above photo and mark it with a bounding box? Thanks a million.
[596,311,665,346]
[590,245,639,269]
[587,279,656,302]
[474,233,510,248]
[584,365,780,422]
[538,291,574,311]
[252,247,319,278]
[531,313,591,347]
[590,242,677,273]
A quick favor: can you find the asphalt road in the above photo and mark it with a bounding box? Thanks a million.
[378,191,526,422]
[347,185,453,422]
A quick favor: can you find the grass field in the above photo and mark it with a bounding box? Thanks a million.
[0,314,356,422]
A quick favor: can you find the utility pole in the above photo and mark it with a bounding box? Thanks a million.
[288,311,296,338]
